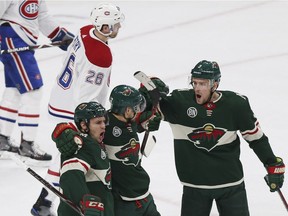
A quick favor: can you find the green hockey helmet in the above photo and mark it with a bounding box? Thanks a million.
[109,84,146,115]
[191,60,221,82]
[74,101,107,131]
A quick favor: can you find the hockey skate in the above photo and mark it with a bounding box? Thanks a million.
[31,188,56,216]
[18,140,52,167]
[0,134,19,159]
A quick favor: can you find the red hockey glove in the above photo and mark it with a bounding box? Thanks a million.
[51,122,82,157]
[80,194,104,216]
[48,27,74,51]
[264,157,285,192]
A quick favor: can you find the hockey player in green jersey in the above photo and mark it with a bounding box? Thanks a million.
[143,60,285,216]
[53,84,161,216]
[52,101,113,216]
[105,84,160,216]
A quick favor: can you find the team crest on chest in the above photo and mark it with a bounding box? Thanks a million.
[187,123,226,151]
[115,138,140,166]
[105,168,112,189]
[187,107,197,118]
[19,0,39,20]
[112,126,122,137]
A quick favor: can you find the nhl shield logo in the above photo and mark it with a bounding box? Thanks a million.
[112,126,122,137]
[187,107,197,118]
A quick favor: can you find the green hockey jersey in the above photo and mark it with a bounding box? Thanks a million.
[58,133,113,216]
[159,88,276,189]
[104,112,151,201]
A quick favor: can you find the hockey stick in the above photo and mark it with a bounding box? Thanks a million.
[8,153,84,216]
[134,71,160,156]
[0,39,73,54]
[141,133,157,157]
[140,131,150,155]
[277,189,288,212]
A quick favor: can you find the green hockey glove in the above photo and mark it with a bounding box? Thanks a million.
[81,194,104,216]
[147,113,162,131]
[139,77,169,109]
[264,157,285,192]
[136,111,162,132]
[51,122,82,157]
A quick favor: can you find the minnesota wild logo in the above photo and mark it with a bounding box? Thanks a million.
[115,138,140,166]
[187,123,226,151]
[105,168,112,189]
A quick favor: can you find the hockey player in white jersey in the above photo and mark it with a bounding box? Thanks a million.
[0,1,74,162]
[31,3,125,216]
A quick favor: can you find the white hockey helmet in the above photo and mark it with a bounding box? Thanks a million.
[90,3,125,36]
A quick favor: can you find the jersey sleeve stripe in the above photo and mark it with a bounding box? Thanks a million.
[61,158,90,175]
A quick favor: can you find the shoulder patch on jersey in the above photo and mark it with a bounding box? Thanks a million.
[80,25,112,68]
[187,107,198,118]
[112,126,122,137]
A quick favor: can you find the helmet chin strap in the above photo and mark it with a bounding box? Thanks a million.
[80,121,90,134]
[125,113,137,123]
[123,108,136,123]
[205,89,216,104]
[203,80,217,105]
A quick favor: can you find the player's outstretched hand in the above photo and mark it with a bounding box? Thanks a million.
[139,77,169,108]
[49,27,74,51]
[147,112,162,131]
[81,194,104,216]
[51,122,82,157]
[264,157,285,192]
[136,111,162,132]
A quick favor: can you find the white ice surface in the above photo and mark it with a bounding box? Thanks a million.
[1,1,288,215]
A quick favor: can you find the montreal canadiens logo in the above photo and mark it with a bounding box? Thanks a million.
[19,0,39,20]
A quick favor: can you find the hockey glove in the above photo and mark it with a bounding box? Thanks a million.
[136,111,162,132]
[81,194,104,216]
[139,77,169,109]
[264,157,285,192]
[147,113,162,131]
[51,122,82,157]
[48,27,74,51]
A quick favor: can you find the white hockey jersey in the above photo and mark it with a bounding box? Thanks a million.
[48,25,113,120]
[0,0,59,45]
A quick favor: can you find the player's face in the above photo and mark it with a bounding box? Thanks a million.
[109,23,121,38]
[101,25,111,35]
[125,107,137,120]
[192,78,212,105]
[89,116,106,143]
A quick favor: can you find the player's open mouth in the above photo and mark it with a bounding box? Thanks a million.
[196,94,201,99]
[99,132,105,141]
